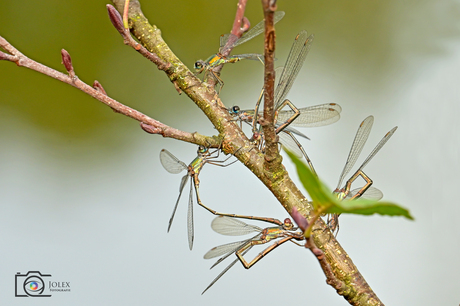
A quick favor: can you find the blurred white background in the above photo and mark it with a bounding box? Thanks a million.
[1,0,459,305]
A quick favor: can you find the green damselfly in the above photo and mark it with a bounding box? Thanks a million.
[160,146,237,250]
[202,216,304,294]
[194,11,285,90]
[328,115,398,234]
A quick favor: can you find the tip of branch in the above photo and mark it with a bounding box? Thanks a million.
[240,17,250,33]
[0,51,9,61]
[107,4,125,35]
[61,49,74,76]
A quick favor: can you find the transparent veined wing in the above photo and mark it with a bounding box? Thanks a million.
[346,186,384,201]
[211,216,263,236]
[278,124,310,139]
[202,246,253,295]
[279,132,304,158]
[219,11,285,53]
[187,181,194,250]
[336,116,374,189]
[167,175,189,232]
[274,31,314,109]
[160,149,188,174]
[276,103,342,127]
[357,126,398,172]
[204,240,250,260]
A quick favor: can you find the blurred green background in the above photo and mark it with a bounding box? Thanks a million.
[1,1,459,305]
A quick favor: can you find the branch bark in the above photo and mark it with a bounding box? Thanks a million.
[261,0,283,174]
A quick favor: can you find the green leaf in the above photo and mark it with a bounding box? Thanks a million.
[325,198,414,219]
[285,149,334,209]
[285,149,414,220]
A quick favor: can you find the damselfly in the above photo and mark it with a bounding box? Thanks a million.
[202,215,304,294]
[251,30,317,134]
[227,31,341,174]
[327,116,398,234]
[160,146,237,250]
[194,11,285,90]
[229,102,342,175]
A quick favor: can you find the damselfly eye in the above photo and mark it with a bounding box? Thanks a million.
[197,145,207,154]
[194,61,203,70]
[232,105,240,113]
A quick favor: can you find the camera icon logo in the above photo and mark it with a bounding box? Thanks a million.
[15,271,52,297]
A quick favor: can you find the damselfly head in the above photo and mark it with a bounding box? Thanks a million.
[333,188,347,201]
[283,218,294,230]
[197,145,208,155]
[194,60,206,73]
[252,131,261,141]
[229,105,240,115]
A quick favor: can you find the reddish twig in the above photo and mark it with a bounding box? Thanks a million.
[260,0,282,171]
[203,0,250,90]
[107,5,172,73]
[230,0,250,40]
[305,237,349,295]
[291,207,345,291]
[110,0,233,117]
[0,35,217,147]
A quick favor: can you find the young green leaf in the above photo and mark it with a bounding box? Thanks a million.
[325,198,414,219]
[285,150,332,209]
[285,149,414,220]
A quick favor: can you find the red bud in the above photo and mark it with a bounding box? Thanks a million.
[107,4,125,35]
[93,80,107,95]
[61,49,73,74]
[291,207,308,232]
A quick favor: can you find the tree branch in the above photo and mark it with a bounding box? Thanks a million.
[230,0,250,38]
[261,0,282,172]
[1,1,385,304]
[0,36,217,147]
[107,5,172,73]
